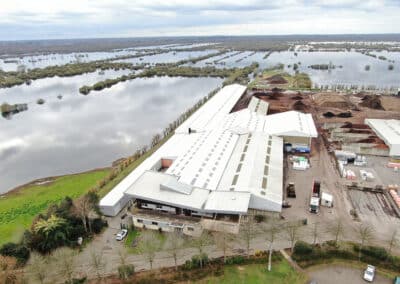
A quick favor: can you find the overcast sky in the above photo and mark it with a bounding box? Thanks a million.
[1,0,399,40]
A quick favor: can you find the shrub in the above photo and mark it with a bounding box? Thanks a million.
[90,218,108,234]
[254,215,265,223]
[293,241,313,256]
[226,255,245,265]
[71,277,87,284]
[0,242,30,265]
[118,264,135,280]
[183,254,209,270]
[354,245,389,261]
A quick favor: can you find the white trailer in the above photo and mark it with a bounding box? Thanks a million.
[321,192,333,208]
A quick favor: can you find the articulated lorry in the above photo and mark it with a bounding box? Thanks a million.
[309,180,321,213]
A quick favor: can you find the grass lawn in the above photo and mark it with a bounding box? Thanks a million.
[195,259,307,284]
[0,169,110,245]
[125,229,166,254]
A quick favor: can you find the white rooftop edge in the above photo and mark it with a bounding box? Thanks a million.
[365,119,400,156]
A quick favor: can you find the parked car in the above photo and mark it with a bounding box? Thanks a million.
[116,229,128,241]
[363,265,375,282]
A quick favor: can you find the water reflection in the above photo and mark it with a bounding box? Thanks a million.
[0,75,223,193]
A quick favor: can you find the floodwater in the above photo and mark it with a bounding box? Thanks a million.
[0,74,223,193]
[190,50,400,88]
[267,51,400,88]
[0,50,138,72]
[0,45,217,72]
[113,49,218,65]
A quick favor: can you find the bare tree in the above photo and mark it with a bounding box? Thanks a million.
[356,223,375,260]
[387,229,399,255]
[164,231,186,270]
[239,217,259,258]
[191,231,213,268]
[89,249,106,281]
[311,222,320,245]
[264,219,281,271]
[27,253,48,284]
[74,191,98,233]
[214,226,234,264]
[52,247,76,284]
[117,248,128,267]
[138,230,162,270]
[285,223,301,252]
[328,218,344,246]
[0,256,18,284]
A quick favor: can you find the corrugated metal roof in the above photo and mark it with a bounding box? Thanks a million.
[365,119,400,156]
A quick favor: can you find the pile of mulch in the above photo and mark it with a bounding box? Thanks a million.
[291,95,304,100]
[293,100,308,111]
[266,74,288,84]
[337,111,352,118]
[360,95,385,110]
[323,111,335,118]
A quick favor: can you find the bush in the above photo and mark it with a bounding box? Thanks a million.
[226,255,245,265]
[254,215,265,223]
[183,254,209,270]
[354,245,389,261]
[90,218,108,234]
[71,277,87,284]
[118,264,135,279]
[293,241,313,256]
[0,242,30,265]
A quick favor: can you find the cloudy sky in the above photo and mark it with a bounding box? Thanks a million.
[1,0,399,40]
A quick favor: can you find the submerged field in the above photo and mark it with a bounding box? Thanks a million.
[0,169,109,245]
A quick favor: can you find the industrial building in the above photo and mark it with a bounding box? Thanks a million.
[99,84,318,234]
[366,119,400,157]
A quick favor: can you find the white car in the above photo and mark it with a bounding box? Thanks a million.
[115,229,128,241]
[363,265,375,282]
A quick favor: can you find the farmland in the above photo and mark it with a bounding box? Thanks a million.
[0,169,110,245]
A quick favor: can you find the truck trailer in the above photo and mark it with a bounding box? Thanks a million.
[309,180,321,213]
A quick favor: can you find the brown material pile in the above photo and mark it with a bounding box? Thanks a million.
[360,95,385,110]
[266,74,288,84]
[314,93,353,109]
[292,100,308,111]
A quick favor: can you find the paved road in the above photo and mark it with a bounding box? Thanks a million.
[308,265,392,284]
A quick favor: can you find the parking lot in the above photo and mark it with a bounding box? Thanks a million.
[308,264,391,284]
[282,136,400,241]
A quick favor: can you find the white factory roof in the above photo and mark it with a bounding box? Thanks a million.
[125,171,210,211]
[175,84,247,133]
[125,171,251,214]
[203,191,251,214]
[99,83,318,216]
[99,133,200,207]
[264,111,318,138]
[248,96,269,115]
[365,119,400,156]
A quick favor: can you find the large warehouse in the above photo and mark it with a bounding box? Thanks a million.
[366,119,400,157]
[99,84,317,232]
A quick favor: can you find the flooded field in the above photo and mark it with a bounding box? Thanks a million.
[0,75,223,193]
[1,41,400,193]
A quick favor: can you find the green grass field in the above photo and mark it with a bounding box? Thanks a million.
[196,260,307,284]
[0,131,174,247]
[0,169,110,245]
